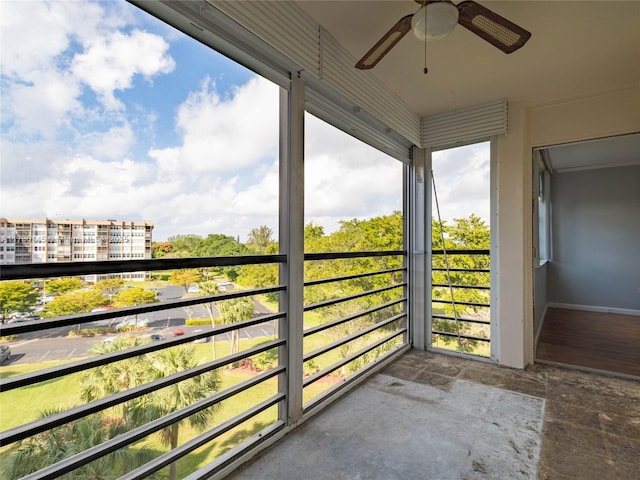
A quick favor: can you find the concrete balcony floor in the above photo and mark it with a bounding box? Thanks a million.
[230,350,639,480]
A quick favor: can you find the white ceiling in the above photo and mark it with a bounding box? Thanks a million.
[296,0,640,118]
[543,132,640,173]
[296,0,640,170]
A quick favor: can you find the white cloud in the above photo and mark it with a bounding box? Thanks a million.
[83,123,136,161]
[0,0,487,247]
[7,70,82,138]
[172,76,279,173]
[304,114,403,232]
[0,1,82,78]
[431,142,490,222]
[71,29,175,110]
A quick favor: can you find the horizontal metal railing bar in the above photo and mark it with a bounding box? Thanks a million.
[303,328,407,388]
[21,367,285,480]
[304,250,405,261]
[0,254,287,280]
[185,421,286,480]
[432,249,490,255]
[303,298,405,337]
[1,313,284,392]
[303,267,405,287]
[432,283,490,290]
[432,267,490,273]
[0,251,405,281]
[0,285,285,336]
[431,299,490,308]
[1,340,285,445]
[304,313,406,363]
[121,393,286,480]
[432,314,491,325]
[304,283,405,312]
[432,331,491,343]
[303,343,410,414]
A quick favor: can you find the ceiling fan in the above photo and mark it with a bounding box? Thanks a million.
[355,0,531,70]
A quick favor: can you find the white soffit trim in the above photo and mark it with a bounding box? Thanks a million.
[306,88,412,163]
[318,27,421,147]
[422,100,508,149]
[212,0,319,75]
[210,0,421,147]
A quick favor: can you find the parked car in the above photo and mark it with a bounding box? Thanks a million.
[193,329,209,343]
[0,345,10,364]
[187,285,199,293]
[172,328,185,336]
[116,318,148,329]
[7,314,41,323]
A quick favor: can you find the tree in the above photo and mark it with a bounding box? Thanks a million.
[94,279,124,301]
[237,242,279,302]
[0,281,39,323]
[80,339,220,480]
[199,281,221,359]
[2,407,153,479]
[112,287,157,327]
[170,269,202,294]
[129,346,221,480]
[45,277,83,295]
[81,337,149,410]
[246,225,274,253]
[193,234,253,281]
[218,297,255,355]
[431,214,491,354]
[42,289,108,318]
[165,234,203,257]
[151,241,173,258]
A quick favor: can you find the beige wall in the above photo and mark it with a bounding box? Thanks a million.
[530,86,640,148]
[496,85,640,368]
[496,102,532,368]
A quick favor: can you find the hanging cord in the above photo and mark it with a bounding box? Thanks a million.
[431,170,463,353]
[423,3,428,74]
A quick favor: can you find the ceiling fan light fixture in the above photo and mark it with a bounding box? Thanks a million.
[411,2,459,41]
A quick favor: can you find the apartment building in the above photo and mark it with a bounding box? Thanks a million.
[0,218,153,281]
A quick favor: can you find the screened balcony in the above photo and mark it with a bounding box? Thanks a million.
[1,1,639,479]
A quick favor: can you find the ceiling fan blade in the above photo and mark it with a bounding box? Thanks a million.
[456,0,531,54]
[355,15,413,69]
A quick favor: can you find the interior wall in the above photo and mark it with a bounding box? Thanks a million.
[530,86,640,148]
[548,165,640,312]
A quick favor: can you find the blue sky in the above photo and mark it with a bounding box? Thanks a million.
[0,0,486,242]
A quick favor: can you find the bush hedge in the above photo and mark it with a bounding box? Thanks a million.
[185,318,216,326]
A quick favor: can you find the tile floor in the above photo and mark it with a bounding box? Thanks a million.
[383,350,640,479]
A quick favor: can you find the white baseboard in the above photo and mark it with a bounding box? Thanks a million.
[547,302,640,317]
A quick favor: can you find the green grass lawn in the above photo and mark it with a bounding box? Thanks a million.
[0,337,331,479]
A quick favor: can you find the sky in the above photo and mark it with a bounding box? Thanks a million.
[0,0,488,242]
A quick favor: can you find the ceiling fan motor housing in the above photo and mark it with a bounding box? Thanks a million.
[411,1,460,41]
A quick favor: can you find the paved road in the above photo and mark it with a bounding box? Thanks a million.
[1,285,278,366]
[5,321,277,366]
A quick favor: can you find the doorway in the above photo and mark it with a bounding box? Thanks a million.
[533,133,640,377]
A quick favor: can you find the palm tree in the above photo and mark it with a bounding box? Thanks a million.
[2,408,153,479]
[198,280,221,359]
[217,296,255,356]
[80,339,221,480]
[80,336,149,422]
[128,346,221,480]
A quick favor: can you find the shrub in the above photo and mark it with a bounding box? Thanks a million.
[185,318,216,326]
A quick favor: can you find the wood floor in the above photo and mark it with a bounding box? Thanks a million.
[536,307,640,377]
